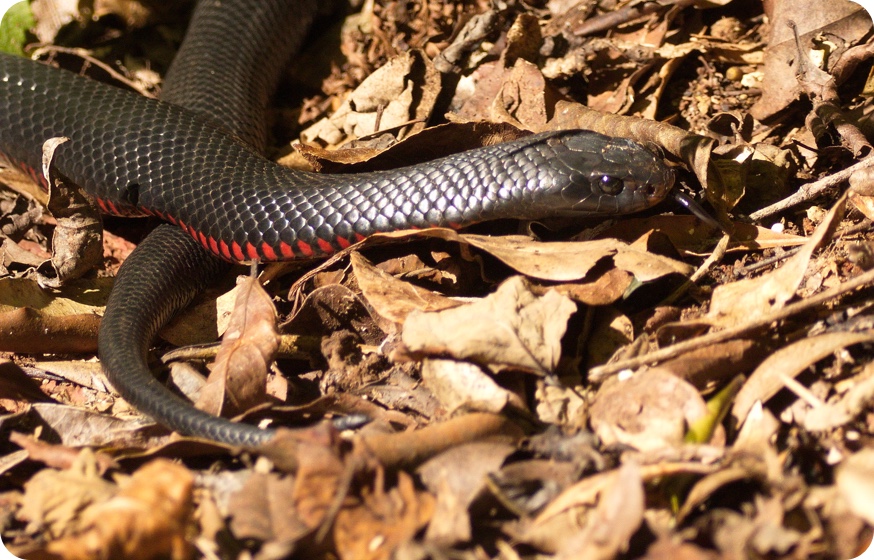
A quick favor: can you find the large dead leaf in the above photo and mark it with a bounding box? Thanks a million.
[301,49,439,147]
[462,234,692,283]
[417,441,515,545]
[589,368,709,452]
[23,459,194,560]
[519,461,645,557]
[196,277,279,418]
[351,251,462,326]
[731,330,874,426]
[401,276,576,374]
[708,194,847,326]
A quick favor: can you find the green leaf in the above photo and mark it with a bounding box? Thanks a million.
[0,2,35,56]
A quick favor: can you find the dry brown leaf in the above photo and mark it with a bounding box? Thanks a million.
[196,277,279,418]
[534,383,588,429]
[462,234,692,283]
[678,404,781,522]
[417,442,515,545]
[0,360,56,404]
[848,164,874,220]
[334,471,434,560]
[708,194,847,327]
[835,447,874,525]
[301,50,439,147]
[292,432,347,530]
[30,402,152,447]
[351,252,462,326]
[750,0,872,121]
[40,137,103,287]
[42,459,194,560]
[598,215,809,257]
[731,330,874,426]
[9,433,114,473]
[523,462,644,557]
[401,276,576,375]
[17,449,117,539]
[643,537,721,560]
[227,472,310,544]
[420,358,523,415]
[589,368,709,452]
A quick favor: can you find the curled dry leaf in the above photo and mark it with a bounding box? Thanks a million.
[520,461,644,558]
[401,276,576,375]
[589,368,709,452]
[708,194,847,327]
[420,358,523,415]
[301,49,439,148]
[417,441,515,546]
[350,251,462,326]
[848,164,874,220]
[39,137,103,288]
[731,331,874,426]
[196,276,279,418]
[41,459,194,560]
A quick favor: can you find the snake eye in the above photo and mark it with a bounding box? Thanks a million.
[597,175,624,195]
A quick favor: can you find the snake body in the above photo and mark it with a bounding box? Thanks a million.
[0,0,673,445]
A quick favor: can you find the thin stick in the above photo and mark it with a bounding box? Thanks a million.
[588,267,874,381]
[749,156,874,221]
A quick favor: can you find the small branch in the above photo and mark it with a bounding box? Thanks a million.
[588,267,874,381]
[748,155,874,221]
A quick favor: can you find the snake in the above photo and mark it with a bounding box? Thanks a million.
[0,0,674,446]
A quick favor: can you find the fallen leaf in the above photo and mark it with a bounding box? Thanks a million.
[417,441,515,545]
[301,50,439,147]
[708,194,847,326]
[401,276,576,374]
[17,448,116,539]
[589,368,708,452]
[835,447,874,525]
[43,459,195,560]
[420,358,522,414]
[732,330,874,426]
[351,251,462,326]
[197,277,279,418]
[334,471,434,560]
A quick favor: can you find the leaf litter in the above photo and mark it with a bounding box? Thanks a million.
[0,0,873,559]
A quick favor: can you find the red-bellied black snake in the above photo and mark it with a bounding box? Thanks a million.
[0,0,673,445]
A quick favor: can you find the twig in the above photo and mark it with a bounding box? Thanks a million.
[32,46,156,98]
[748,155,874,221]
[588,267,874,381]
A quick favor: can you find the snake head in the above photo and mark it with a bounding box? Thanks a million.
[543,131,674,216]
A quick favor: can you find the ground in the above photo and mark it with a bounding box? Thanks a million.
[0,0,873,558]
